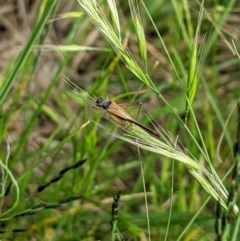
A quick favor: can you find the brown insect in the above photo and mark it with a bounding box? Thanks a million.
[64,77,159,137]
[96,98,159,137]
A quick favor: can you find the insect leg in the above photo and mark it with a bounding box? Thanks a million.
[117,102,142,119]
[109,114,128,129]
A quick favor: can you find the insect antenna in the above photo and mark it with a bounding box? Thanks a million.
[63,76,97,108]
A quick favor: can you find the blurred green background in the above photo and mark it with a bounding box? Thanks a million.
[0,0,239,240]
